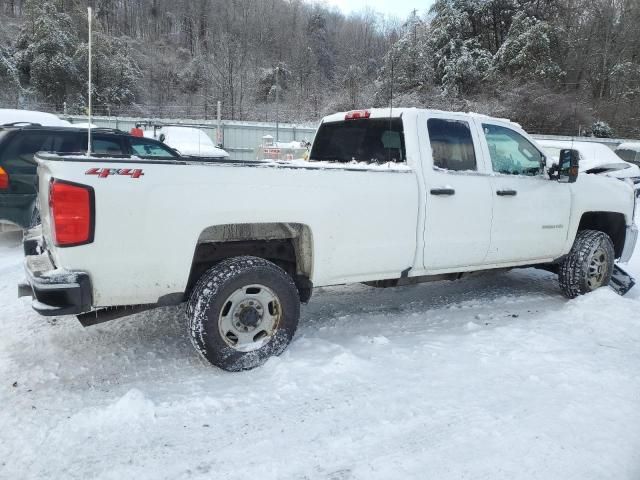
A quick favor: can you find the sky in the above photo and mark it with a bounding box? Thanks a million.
[313,0,433,19]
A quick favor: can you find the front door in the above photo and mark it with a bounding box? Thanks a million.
[479,122,571,263]
[422,116,493,270]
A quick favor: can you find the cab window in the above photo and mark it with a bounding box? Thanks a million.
[130,138,177,158]
[482,124,543,176]
[427,118,477,171]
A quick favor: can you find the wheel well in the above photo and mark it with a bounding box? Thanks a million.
[186,223,313,301]
[578,212,626,257]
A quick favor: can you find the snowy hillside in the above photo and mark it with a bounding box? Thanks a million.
[1,229,639,479]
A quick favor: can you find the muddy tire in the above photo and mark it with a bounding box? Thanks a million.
[559,230,615,299]
[186,256,300,371]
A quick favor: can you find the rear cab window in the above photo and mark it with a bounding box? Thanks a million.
[309,118,406,164]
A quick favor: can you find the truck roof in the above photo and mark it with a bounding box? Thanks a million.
[321,108,521,129]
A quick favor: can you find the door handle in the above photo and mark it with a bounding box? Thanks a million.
[430,188,455,196]
[496,189,517,196]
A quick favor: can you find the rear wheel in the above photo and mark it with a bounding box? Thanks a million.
[186,256,300,371]
[559,230,615,299]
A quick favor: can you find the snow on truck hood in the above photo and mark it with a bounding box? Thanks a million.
[145,126,229,158]
[0,109,71,127]
[538,140,640,178]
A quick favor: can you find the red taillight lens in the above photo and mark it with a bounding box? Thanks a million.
[345,110,371,120]
[0,167,8,190]
[49,179,94,247]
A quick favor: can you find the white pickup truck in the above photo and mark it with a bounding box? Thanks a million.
[20,108,638,371]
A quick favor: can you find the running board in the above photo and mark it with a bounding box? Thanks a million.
[610,264,635,296]
[77,305,155,327]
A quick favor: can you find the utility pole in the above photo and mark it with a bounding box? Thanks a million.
[275,65,280,143]
[87,6,93,156]
[217,100,222,146]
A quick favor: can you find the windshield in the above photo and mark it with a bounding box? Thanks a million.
[309,118,405,163]
[616,149,639,164]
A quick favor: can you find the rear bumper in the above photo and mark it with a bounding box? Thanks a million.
[19,249,93,317]
[620,224,638,263]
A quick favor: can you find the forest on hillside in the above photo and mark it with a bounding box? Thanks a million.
[1,0,640,137]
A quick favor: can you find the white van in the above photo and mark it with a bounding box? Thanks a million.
[538,140,640,193]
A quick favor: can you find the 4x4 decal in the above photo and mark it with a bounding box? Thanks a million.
[85,168,144,179]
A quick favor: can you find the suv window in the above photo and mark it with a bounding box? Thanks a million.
[427,119,477,171]
[130,138,177,158]
[0,132,80,169]
[483,124,543,176]
[309,118,405,163]
[93,138,124,155]
[76,135,126,155]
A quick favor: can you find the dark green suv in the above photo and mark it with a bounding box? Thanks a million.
[0,124,180,229]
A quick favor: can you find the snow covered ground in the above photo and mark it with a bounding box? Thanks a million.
[1,230,640,480]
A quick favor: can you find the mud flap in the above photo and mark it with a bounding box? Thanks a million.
[610,264,635,296]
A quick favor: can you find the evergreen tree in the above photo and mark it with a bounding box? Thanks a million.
[0,45,21,105]
[493,12,564,80]
[73,32,141,110]
[376,13,432,104]
[14,0,79,108]
[429,0,493,95]
[592,120,613,138]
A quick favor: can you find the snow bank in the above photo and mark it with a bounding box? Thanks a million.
[2,226,640,479]
[0,109,71,127]
[69,389,156,430]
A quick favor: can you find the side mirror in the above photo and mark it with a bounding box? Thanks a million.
[558,148,579,183]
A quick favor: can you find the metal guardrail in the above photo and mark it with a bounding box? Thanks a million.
[64,115,317,161]
[531,134,635,149]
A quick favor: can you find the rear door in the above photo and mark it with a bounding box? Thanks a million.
[421,114,493,270]
[478,122,570,263]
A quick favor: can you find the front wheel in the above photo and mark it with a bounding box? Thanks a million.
[559,230,615,299]
[186,256,300,371]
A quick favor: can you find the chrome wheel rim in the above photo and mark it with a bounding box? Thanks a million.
[587,247,608,290]
[218,284,281,352]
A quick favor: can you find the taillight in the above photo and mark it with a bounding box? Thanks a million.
[49,179,95,247]
[0,167,8,189]
[345,109,371,120]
